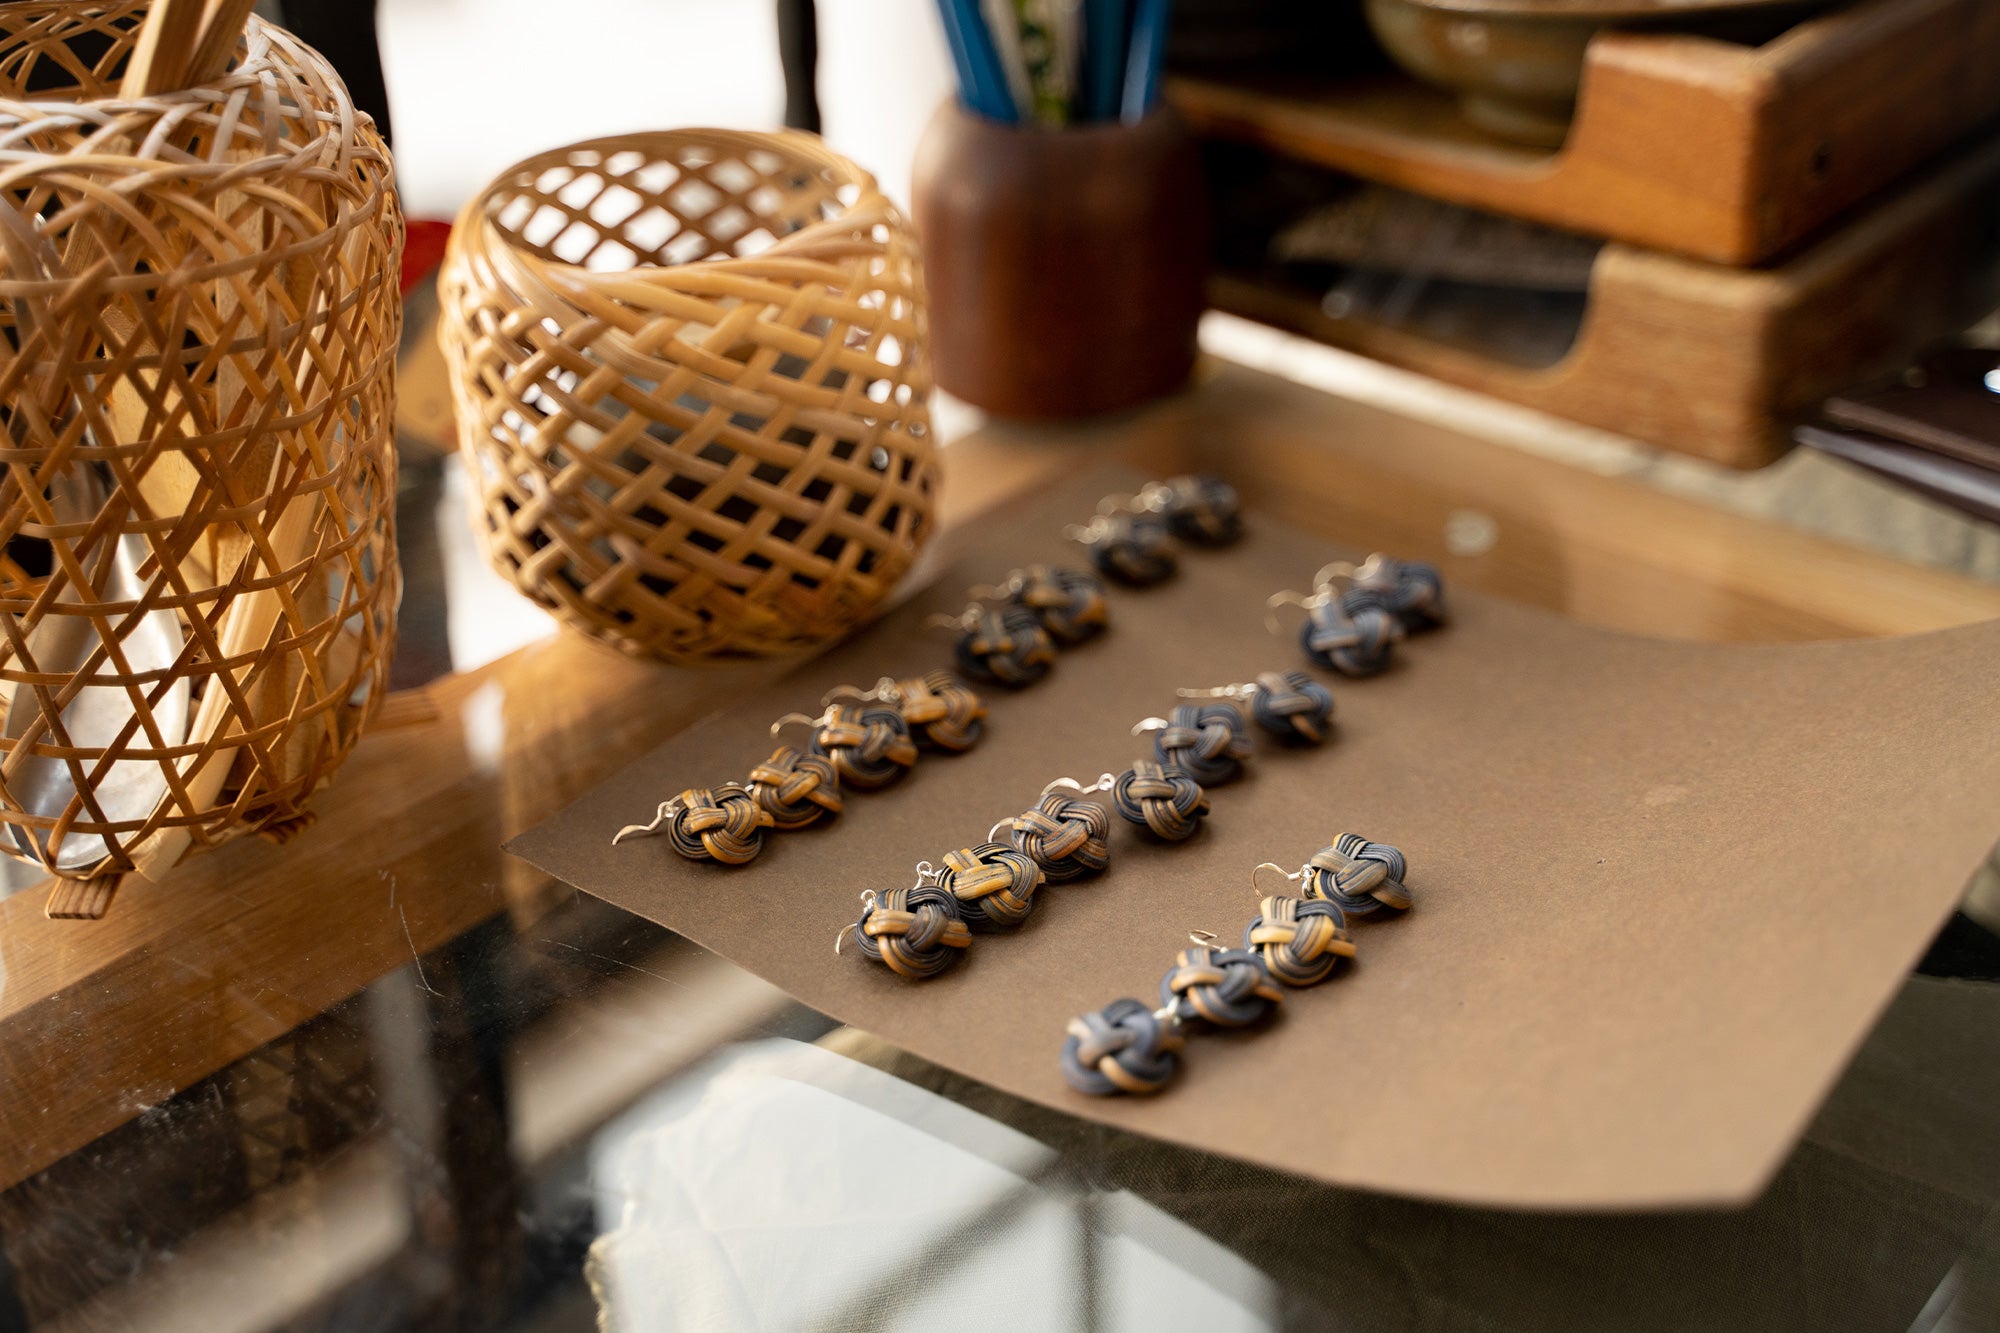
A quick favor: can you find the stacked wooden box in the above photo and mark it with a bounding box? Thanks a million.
[1171,0,2000,467]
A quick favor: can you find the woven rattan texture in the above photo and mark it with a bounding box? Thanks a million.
[0,3,402,879]
[438,130,936,663]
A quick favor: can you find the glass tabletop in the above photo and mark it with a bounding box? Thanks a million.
[4,345,2000,1332]
[5,856,1999,1332]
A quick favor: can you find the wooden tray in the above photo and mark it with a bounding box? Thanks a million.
[1170,0,2000,264]
[1212,133,2000,468]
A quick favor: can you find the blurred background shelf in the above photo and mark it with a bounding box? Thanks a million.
[1206,131,2000,468]
[1169,0,2000,266]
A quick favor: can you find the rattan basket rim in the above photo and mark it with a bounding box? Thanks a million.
[0,10,305,120]
[455,128,893,292]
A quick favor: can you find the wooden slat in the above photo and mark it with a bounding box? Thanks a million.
[1203,128,2000,468]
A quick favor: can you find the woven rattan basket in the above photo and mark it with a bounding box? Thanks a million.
[0,3,402,884]
[439,130,936,664]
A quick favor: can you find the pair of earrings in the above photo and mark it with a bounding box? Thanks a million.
[930,563,1110,689]
[1060,833,1412,1096]
[1068,475,1242,588]
[1267,554,1447,678]
[614,669,990,866]
[840,669,1339,979]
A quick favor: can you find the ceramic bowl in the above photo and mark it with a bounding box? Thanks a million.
[1363,0,1834,148]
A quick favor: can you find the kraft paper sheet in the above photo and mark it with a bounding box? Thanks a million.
[509,469,2000,1209]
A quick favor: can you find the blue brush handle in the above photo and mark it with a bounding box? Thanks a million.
[1120,0,1172,124]
[937,0,1018,123]
[1081,0,1130,124]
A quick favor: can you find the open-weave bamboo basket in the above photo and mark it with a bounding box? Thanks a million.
[0,3,402,884]
[439,129,936,663]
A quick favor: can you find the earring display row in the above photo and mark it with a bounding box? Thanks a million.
[509,464,2000,1211]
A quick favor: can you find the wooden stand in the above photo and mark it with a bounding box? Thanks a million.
[1212,134,2000,468]
[1173,0,2000,265]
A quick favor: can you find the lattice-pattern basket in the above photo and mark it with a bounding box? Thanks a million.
[0,2,402,883]
[438,129,936,663]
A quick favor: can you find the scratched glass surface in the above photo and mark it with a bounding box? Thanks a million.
[0,446,1993,1332]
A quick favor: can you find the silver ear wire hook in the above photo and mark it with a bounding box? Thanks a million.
[1132,716,1169,735]
[1312,560,1359,592]
[968,567,1031,601]
[835,888,880,956]
[1266,568,1350,633]
[1044,772,1117,797]
[1187,929,1219,947]
[1066,515,1118,544]
[1252,861,1304,895]
[612,796,686,845]
[771,707,836,737]
[822,676,899,708]
[1176,682,1258,703]
[927,602,986,634]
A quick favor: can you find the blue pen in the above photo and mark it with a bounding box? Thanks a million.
[937,0,1018,122]
[1120,0,1171,125]
[1081,0,1130,123]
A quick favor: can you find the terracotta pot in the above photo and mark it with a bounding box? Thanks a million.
[911,102,1209,420]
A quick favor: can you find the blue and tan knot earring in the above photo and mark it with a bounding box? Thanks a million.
[1110,759,1211,841]
[1260,832,1412,917]
[988,773,1117,883]
[972,565,1109,646]
[1266,562,1404,678]
[1175,671,1336,746]
[1067,505,1177,587]
[931,602,1058,687]
[836,865,973,980]
[771,701,918,791]
[744,747,842,830]
[1137,474,1244,547]
[612,783,775,865]
[1133,702,1253,786]
[826,672,989,753]
[1343,553,1447,633]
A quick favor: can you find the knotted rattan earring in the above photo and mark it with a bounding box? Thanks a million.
[1267,562,1404,678]
[1134,703,1253,786]
[837,865,973,980]
[745,747,842,830]
[931,602,1058,687]
[1243,892,1356,987]
[936,839,1046,930]
[612,783,775,865]
[1067,508,1176,587]
[1139,474,1243,547]
[1260,832,1412,916]
[1110,759,1210,841]
[988,773,1116,883]
[1350,553,1447,633]
[1177,672,1336,745]
[772,702,918,791]
[827,671,989,752]
[972,565,1109,646]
